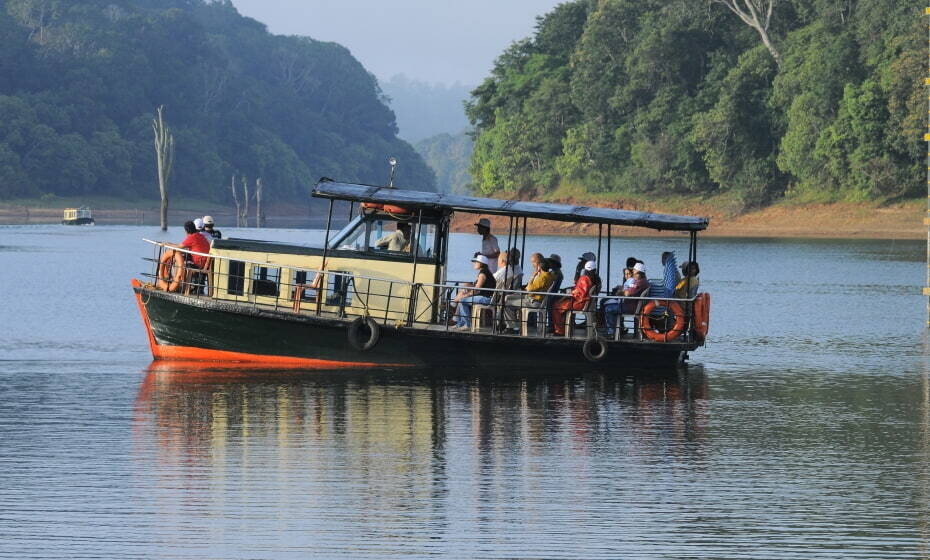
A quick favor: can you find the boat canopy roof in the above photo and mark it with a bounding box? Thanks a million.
[312,181,708,232]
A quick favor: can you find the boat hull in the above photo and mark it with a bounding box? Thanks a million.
[62,218,95,225]
[132,280,697,371]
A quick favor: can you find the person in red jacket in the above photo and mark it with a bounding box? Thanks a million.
[156,221,211,292]
[552,260,597,336]
[171,220,211,267]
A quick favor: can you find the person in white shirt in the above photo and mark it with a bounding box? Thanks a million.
[493,249,522,290]
[474,218,500,273]
[375,222,411,252]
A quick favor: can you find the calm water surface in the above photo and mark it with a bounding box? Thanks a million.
[0,225,927,559]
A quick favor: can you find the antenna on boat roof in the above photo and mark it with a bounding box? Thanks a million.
[388,157,397,188]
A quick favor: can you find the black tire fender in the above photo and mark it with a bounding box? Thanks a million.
[582,337,608,362]
[348,316,380,351]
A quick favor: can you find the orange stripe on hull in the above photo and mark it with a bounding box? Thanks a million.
[151,344,408,369]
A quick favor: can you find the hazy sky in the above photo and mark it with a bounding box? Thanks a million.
[230,0,564,85]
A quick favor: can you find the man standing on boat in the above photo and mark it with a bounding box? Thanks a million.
[475,218,500,273]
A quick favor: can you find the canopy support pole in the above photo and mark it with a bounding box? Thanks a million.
[317,199,334,317]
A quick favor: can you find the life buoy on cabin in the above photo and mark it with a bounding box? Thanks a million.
[347,316,381,351]
[640,300,686,342]
[155,250,184,292]
[693,293,710,342]
[582,337,608,362]
[361,202,412,215]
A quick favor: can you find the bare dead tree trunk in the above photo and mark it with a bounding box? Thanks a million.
[230,174,240,227]
[240,176,249,228]
[152,106,174,231]
[711,0,782,67]
[254,178,264,228]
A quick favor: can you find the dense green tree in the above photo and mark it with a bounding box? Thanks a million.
[0,0,435,201]
[467,0,923,207]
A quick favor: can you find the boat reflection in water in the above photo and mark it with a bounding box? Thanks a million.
[133,362,709,471]
[131,363,711,554]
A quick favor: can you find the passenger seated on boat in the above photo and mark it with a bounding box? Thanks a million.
[603,267,632,336]
[493,249,522,289]
[547,254,564,293]
[374,222,411,252]
[604,263,650,335]
[574,251,596,283]
[552,261,596,336]
[502,253,553,333]
[452,255,496,329]
[156,220,211,292]
[661,251,680,298]
[545,254,564,330]
[674,261,700,299]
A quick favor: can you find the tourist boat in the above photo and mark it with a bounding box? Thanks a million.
[131,180,710,370]
[62,206,95,225]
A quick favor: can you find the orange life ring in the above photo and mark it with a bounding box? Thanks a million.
[361,202,412,215]
[693,293,710,341]
[156,250,184,292]
[382,204,412,214]
[640,300,686,342]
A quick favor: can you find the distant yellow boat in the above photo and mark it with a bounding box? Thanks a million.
[62,207,95,225]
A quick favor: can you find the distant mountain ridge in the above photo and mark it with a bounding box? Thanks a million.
[0,0,436,201]
[380,74,472,143]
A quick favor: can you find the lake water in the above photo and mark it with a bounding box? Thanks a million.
[0,225,927,559]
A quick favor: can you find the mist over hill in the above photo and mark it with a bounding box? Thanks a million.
[0,0,436,202]
[380,74,472,143]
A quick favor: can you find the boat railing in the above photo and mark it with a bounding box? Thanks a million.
[141,239,701,343]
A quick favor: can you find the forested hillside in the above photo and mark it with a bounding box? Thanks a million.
[467,0,922,209]
[0,0,435,201]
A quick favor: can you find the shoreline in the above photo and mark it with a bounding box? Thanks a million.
[449,200,924,240]
[0,200,923,240]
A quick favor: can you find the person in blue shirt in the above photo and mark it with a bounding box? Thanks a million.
[661,251,680,298]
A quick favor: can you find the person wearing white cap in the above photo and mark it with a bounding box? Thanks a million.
[451,254,497,329]
[474,217,500,273]
[552,260,597,336]
[574,251,597,283]
[202,216,222,240]
[604,262,650,336]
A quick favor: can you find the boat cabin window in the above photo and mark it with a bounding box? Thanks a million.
[326,271,353,307]
[328,213,441,262]
[251,266,280,297]
[227,260,246,296]
[293,270,322,302]
[412,223,437,259]
[329,215,368,251]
